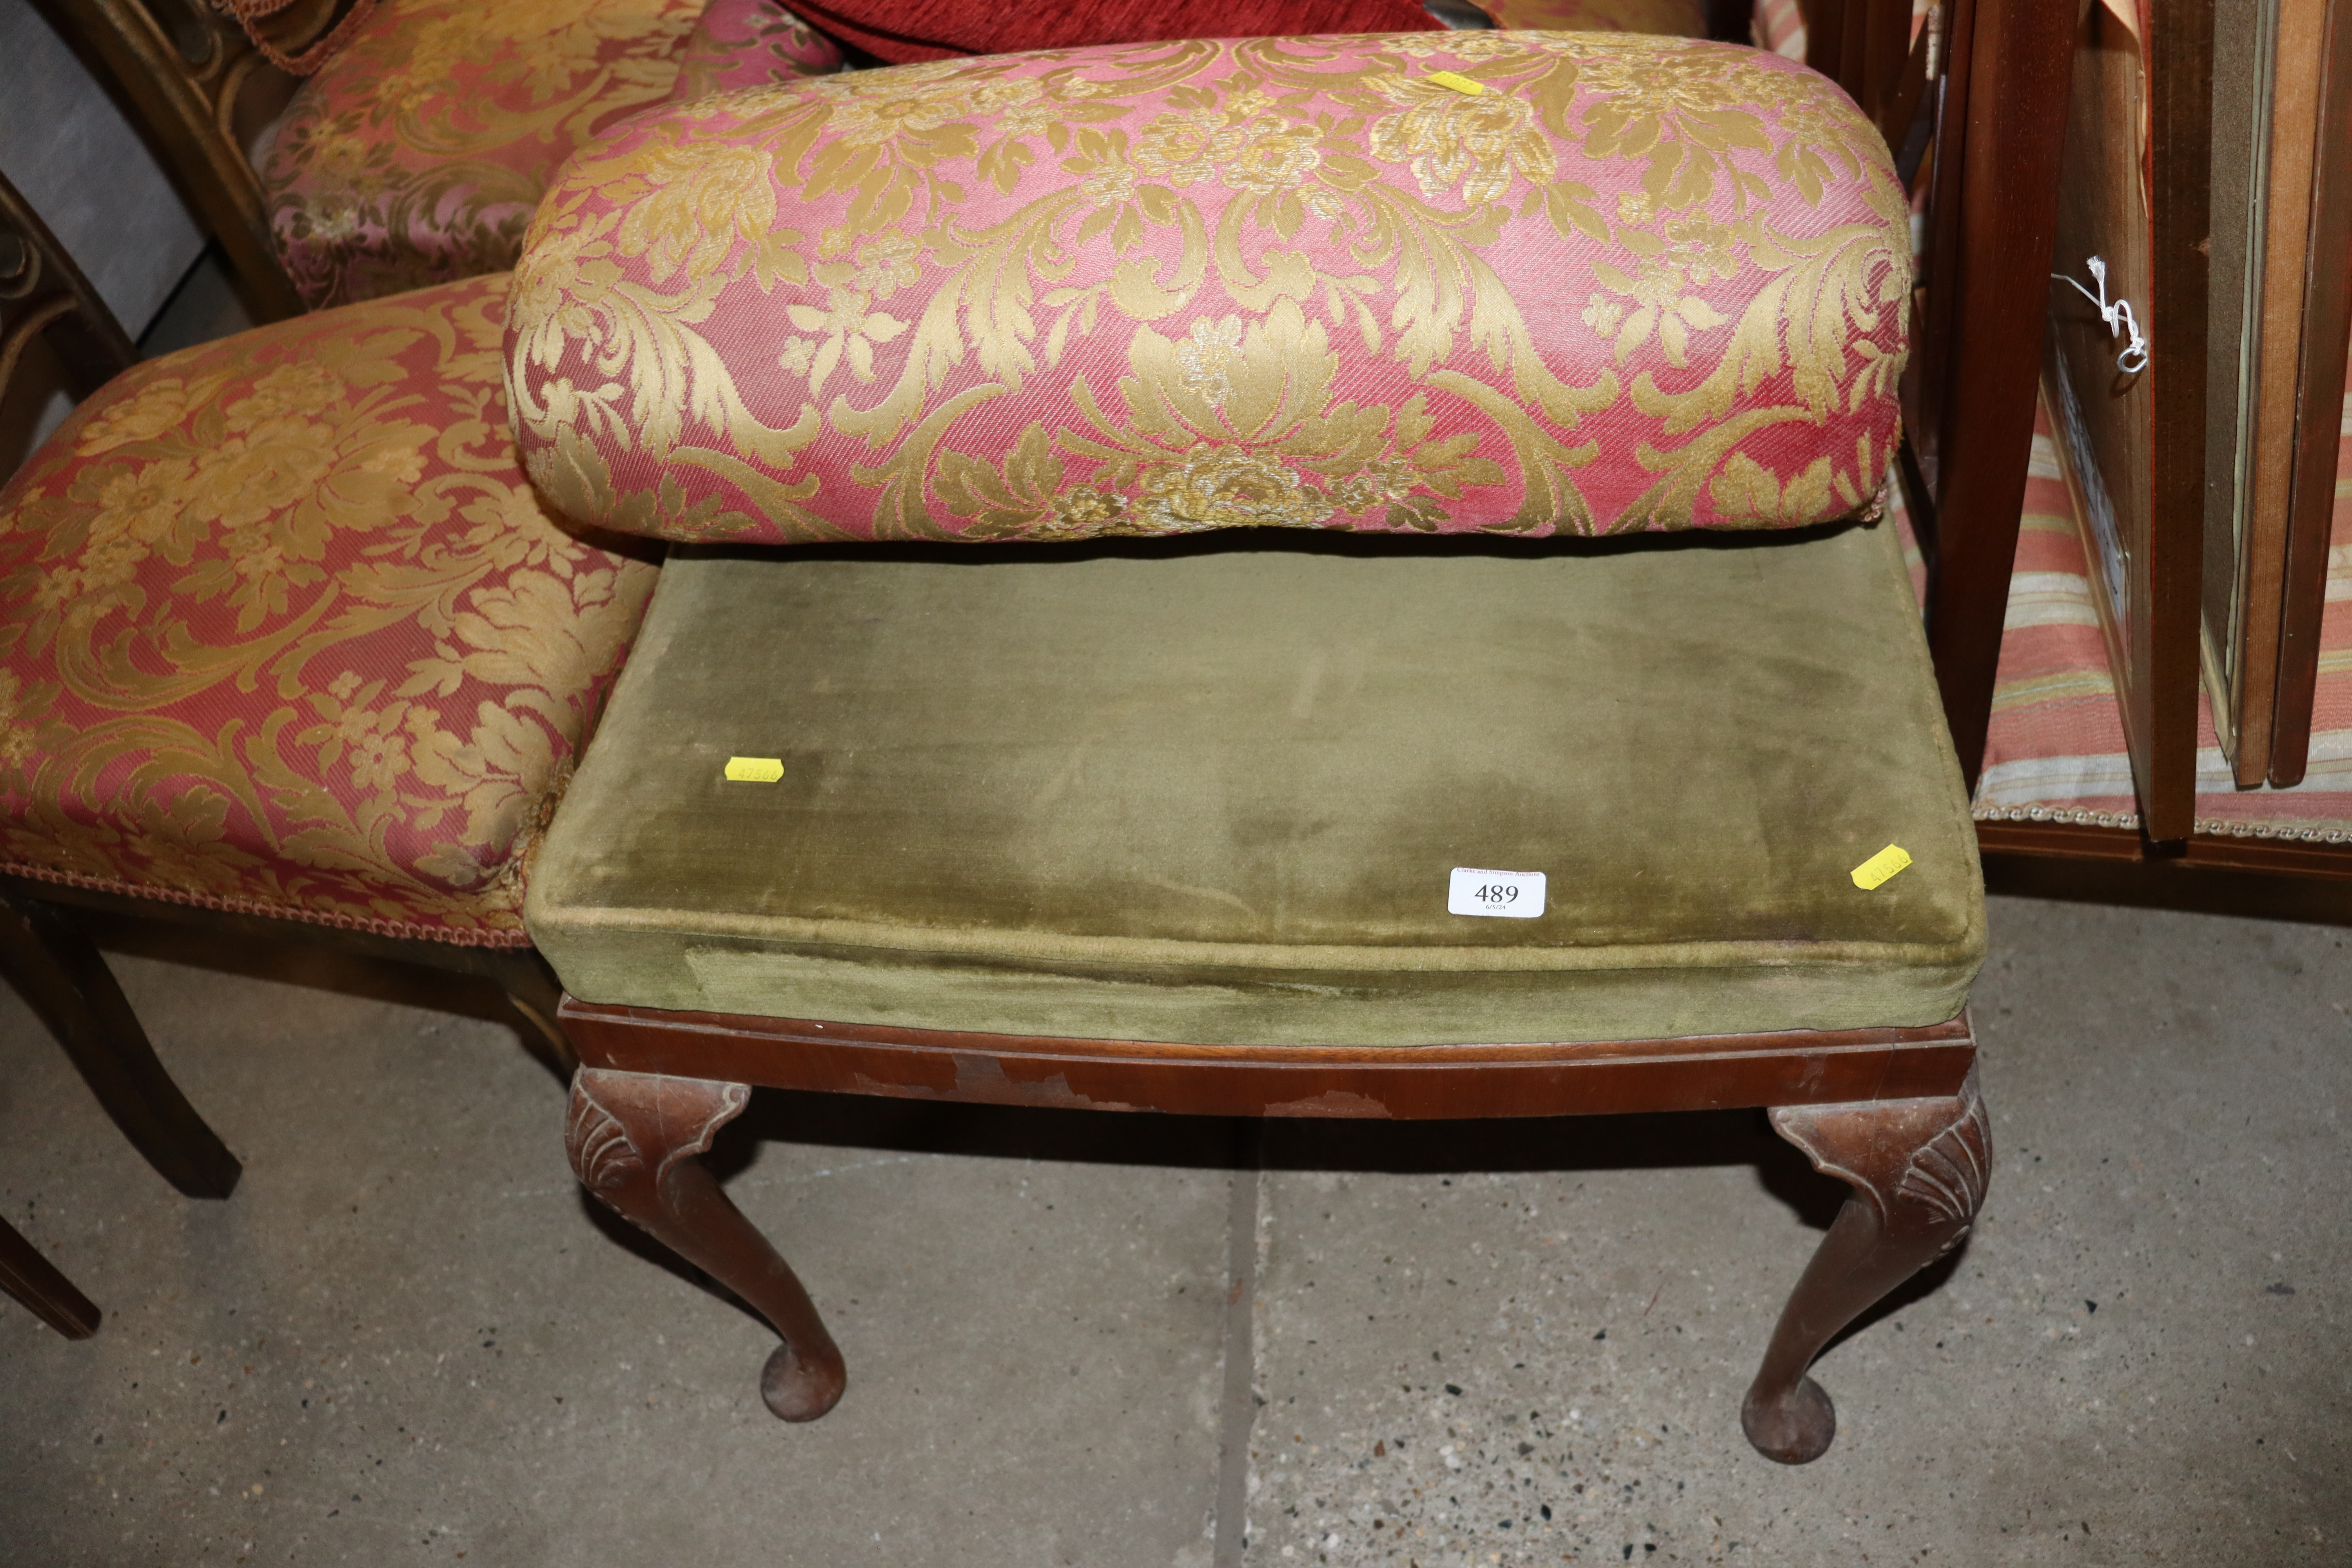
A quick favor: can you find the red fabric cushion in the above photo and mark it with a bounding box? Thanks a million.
[780,0,1439,63]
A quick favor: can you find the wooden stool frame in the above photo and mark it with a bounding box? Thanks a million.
[559,998,1989,1465]
[537,0,2039,1466]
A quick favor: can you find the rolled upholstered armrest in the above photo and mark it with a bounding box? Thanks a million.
[506,33,1909,545]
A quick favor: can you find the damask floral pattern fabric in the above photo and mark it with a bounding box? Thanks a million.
[675,0,844,100]
[508,33,1909,546]
[0,276,657,946]
[263,0,842,312]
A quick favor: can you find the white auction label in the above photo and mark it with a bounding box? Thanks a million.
[1448,866,1546,918]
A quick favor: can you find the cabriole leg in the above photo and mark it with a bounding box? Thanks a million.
[1743,1063,1990,1463]
[565,1067,845,1420]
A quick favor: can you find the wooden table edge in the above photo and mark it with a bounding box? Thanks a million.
[557,998,1977,1120]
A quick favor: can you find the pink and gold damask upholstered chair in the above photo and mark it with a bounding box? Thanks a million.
[44,0,843,319]
[0,166,658,1200]
[497,29,2014,1462]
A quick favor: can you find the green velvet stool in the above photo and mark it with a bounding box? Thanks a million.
[529,518,1990,1463]
[503,21,1990,1465]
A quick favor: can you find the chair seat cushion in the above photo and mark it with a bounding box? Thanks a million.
[263,0,841,311]
[0,275,658,945]
[527,517,1982,1044]
[509,32,1909,548]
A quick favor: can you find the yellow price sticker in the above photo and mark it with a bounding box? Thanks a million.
[1849,844,1912,890]
[723,755,785,783]
[1426,69,1487,95]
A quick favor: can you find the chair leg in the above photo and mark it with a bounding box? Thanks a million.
[477,947,580,1076]
[0,888,241,1199]
[1742,1063,1990,1464]
[0,1210,101,1339]
[566,1067,845,1421]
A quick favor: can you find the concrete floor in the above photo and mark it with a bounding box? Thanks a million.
[2,893,2347,1567]
[7,254,2350,1563]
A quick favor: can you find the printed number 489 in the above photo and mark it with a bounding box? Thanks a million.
[1448,866,1545,918]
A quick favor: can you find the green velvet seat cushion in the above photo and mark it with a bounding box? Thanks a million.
[527,521,1983,1045]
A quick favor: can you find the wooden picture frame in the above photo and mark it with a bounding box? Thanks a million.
[2038,0,2207,842]
[2266,0,2352,784]
[2204,0,2352,788]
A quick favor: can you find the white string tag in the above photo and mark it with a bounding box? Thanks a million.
[2053,256,2149,375]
